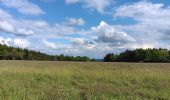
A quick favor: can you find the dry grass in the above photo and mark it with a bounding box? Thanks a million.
[0,61,170,100]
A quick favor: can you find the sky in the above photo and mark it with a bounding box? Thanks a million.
[0,0,170,58]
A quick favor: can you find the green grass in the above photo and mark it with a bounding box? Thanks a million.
[0,61,170,100]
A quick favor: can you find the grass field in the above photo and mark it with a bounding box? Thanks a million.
[0,61,170,100]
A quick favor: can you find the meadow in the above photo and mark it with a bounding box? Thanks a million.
[0,61,170,100]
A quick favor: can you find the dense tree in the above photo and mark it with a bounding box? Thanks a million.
[0,44,91,61]
[104,48,170,62]
[104,53,117,62]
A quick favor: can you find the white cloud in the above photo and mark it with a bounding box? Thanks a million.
[130,43,154,49]
[0,9,82,44]
[0,21,15,33]
[42,39,79,52]
[65,0,79,4]
[0,10,84,39]
[72,38,87,45]
[114,1,170,21]
[42,39,57,49]
[54,24,76,34]
[65,0,113,13]
[72,38,88,45]
[13,39,30,48]
[28,18,84,38]
[0,21,34,36]
[17,29,34,36]
[0,36,30,48]
[0,9,35,36]
[0,0,45,16]
[0,36,12,46]
[111,1,170,50]
[84,0,113,13]
[92,21,135,46]
[0,8,12,19]
[33,21,49,29]
[114,1,170,40]
[65,18,85,26]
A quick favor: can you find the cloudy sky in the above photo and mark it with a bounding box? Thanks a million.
[0,0,170,58]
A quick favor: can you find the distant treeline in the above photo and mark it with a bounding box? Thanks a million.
[0,44,91,61]
[104,48,170,62]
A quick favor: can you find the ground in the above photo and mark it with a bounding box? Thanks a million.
[0,61,170,100]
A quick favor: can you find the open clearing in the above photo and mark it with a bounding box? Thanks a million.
[0,61,170,100]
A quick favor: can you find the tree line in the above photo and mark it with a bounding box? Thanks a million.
[2,43,170,62]
[0,44,90,61]
[104,48,170,62]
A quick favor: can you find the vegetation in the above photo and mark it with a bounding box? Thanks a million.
[104,48,170,62]
[0,44,90,61]
[0,61,169,99]
[2,44,170,63]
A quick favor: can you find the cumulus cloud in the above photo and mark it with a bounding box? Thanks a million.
[41,20,137,58]
[71,38,89,45]
[129,43,154,49]
[32,21,49,29]
[0,9,35,36]
[0,21,15,33]
[71,38,96,50]
[83,0,113,13]
[17,29,34,36]
[65,18,85,26]
[30,18,85,38]
[65,0,113,13]
[54,24,76,35]
[0,10,84,39]
[0,9,12,20]
[42,39,79,52]
[42,39,57,49]
[65,0,79,4]
[0,0,45,16]
[114,1,170,21]
[13,39,30,48]
[92,21,135,46]
[0,36,30,48]
[0,20,34,36]
[114,1,170,41]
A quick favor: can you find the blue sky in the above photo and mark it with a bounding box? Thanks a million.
[0,0,170,58]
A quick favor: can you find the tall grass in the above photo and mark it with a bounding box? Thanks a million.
[0,61,170,100]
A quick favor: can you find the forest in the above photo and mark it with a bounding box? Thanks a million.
[0,44,90,61]
[104,48,170,62]
[1,43,170,62]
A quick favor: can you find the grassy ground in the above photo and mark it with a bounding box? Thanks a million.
[0,61,170,100]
